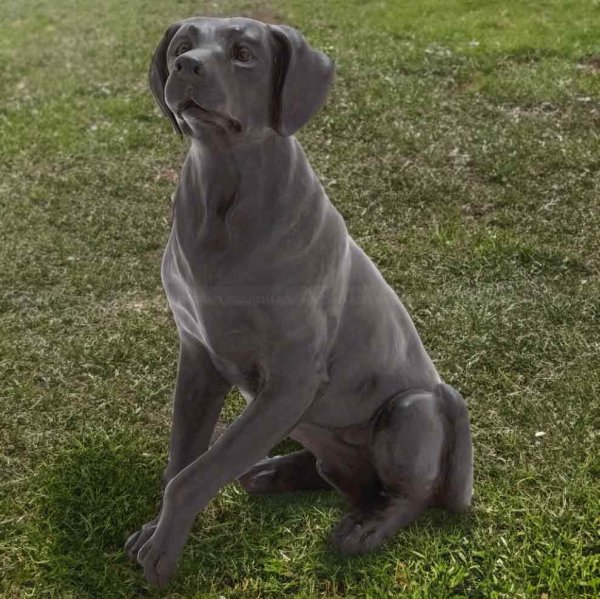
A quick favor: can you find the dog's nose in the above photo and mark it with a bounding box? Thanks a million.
[173,54,203,77]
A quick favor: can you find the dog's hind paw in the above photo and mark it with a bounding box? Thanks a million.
[238,459,281,493]
[330,511,388,555]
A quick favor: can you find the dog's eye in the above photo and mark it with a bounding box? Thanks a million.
[232,45,252,62]
[174,42,191,57]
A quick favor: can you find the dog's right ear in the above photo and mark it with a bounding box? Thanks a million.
[149,23,183,135]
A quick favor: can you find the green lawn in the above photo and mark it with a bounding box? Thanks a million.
[1,0,598,596]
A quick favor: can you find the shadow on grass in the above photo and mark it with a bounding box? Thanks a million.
[31,432,475,596]
[31,431,164,596]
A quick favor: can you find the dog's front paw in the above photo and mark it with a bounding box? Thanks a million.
[136,527,180,588]
[125,518,159,561]
[127,506,196,588]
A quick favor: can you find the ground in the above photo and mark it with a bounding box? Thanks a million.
[1,0,598,596]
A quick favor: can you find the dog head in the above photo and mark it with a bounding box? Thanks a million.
[149,17,334,139]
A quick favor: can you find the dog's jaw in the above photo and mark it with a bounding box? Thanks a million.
[176,98,242,134]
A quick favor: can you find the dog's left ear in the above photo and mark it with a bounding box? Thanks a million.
[149,23,183,135]
[269,25,335,137]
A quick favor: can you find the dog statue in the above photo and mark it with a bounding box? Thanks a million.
[125,16,473,587]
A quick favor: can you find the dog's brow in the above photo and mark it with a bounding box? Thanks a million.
[221,26,262,44]
[180,23,202,42]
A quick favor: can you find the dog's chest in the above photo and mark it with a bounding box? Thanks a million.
[161,230,227,346]
[160,227,270,389]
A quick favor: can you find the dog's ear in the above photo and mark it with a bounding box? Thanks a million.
[269,25,335,137]
[149,23,183,135]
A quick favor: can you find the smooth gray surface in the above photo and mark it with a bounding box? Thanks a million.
[125,17,474,587]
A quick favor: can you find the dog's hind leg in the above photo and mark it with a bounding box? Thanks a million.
[290,421,382,508]
[331,385,473,555]
[238,449,331,493]
[435,383,474,512]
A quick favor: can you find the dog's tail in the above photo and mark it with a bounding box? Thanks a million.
[437,383,473,512]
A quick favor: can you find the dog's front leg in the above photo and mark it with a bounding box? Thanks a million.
[137,355,325,587]
[125,335,230,562]
[163,335,231,485]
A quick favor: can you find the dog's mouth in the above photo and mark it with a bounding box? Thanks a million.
[176,99,242,134]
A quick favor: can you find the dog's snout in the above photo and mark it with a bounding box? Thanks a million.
[173,54,203,77]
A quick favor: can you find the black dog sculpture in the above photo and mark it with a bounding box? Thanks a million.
[125,16,473,587]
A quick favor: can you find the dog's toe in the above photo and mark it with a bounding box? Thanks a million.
[125,530,141,561]
[330,511,361,545]
[239,459,281,493]
[242,469,278,492]
[137,524,187,588]
[125,519,158,561]
[139,537,169,587]
[330,512,387,555]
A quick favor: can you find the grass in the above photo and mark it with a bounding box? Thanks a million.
[1,0,598,596]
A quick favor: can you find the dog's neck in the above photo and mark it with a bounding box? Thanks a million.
[190,128,294,190]
[174,129,323,252]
